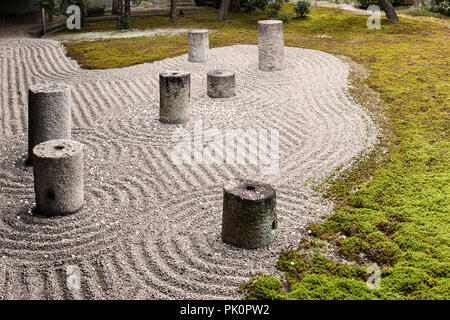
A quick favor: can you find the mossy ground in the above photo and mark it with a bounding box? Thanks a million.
[61,6,449,299]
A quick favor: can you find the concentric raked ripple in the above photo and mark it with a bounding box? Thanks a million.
[0,170,159,299]
[122,186,331,299]
[0,39,378,299]
[0,172,156,263]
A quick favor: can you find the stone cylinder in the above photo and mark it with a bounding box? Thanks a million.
[159,71,190,124]
[27,83,72,165]
[33,139,84,217]
[258,20,284,72]
[222,180,277,249]
[207,70,236,98]
[188,29,209,63]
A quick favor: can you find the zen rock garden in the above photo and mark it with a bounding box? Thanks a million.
[2,0,444,302]
[27,22,283,249]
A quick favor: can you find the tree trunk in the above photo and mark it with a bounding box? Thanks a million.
[170,0,177,24]
[117,0,122,29]
[229,0,240,13]
[379,0,399,23]
[41,7,46,35]
[112,0,119,15]
[413,0,422,7]
[218,0,230,21]
[125,0,131,15]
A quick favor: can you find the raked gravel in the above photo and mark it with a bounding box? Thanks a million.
[0,38,378,299]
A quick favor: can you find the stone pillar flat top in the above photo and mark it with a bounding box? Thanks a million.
[160,71,190,78]
[33,139,83,159]
[29,82,70,93]
[189,29,208,34]
[207,70,234,77]
[258,20,283,25]
[224,180,276,201]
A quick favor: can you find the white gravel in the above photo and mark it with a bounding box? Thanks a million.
[0,38,378,299]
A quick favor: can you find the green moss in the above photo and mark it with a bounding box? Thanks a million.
[65,35,189,69]
[287,274,378,300]
[381,266,437,298]
[366,241,403,266]
[239,275,286,300]
[366,231,389,245]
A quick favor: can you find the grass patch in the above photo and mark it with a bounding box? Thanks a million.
[63,6,450,299]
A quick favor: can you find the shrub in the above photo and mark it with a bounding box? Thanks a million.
[268,0,283,12]
[277,11,293,23]
[430,0,450,16]
[294,0,311,17]
[355,0,381,9]
[393,0,414,4]
[244,0,270,12]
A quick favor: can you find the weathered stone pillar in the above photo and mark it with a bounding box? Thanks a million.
[188,29,209,63]
[159,71,190,124]
[207,70,236,98]
[33,139,84,217]
[27,83,72,165]
[258,20,284,72]
[222,180,277,249]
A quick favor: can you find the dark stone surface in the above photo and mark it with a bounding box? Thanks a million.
[222,180,277,249]
[207,70,236,98]
[27,83,72,165]
[159,71,191,124]
[33,139,84,217]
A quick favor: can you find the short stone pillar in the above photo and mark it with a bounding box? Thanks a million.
[188,29,209,63]
[159,71,190,124]
[33,139,84,217]
[258,20,284,72]
[27,83,72,165]
[207,70,236,98]
[222,180,277,249]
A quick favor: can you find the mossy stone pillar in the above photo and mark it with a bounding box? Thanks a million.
[207,70,236,98]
